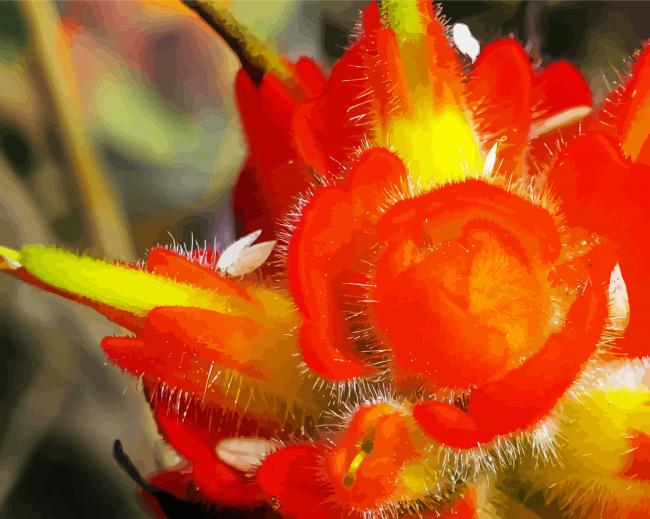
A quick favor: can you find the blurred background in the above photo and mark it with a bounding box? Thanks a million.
[0,1,648,517]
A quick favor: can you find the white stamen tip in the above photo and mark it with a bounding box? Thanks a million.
[226,240,276,277]
[217,229,263,273]
[608,262,630,328]
[215,437,278,473]
[452,23,480,63]
[482,142,498,177]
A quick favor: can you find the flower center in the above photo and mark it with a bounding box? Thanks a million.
[371,180,563,390]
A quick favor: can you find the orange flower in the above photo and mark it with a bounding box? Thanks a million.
[1,1,649,518]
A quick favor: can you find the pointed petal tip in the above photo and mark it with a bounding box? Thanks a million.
[0,245,21,270]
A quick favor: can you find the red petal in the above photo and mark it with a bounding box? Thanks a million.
[620,430,650,481]
[421,2,465,103]
[234,71,311,241]
[257,445,346,519]
[292,31,374,176]
[438,490,479,519]
[617,43,650,162]
[414,279,609,448]
[546,133,632,237]
[103,306,268,383]
[146,247,251,301]
[638,135,650,166]
[139,468,195,519]
[373,180,561,389]
[468,39,532,177]
[233,159,275,241]
[548,132,650,357]
[362,1,381,33]
[591,43,650,165]
[293,57,327,98]
[530,60,592,137]
[324,403,419,509]
[287,148,407,380]
[152,404,266,507]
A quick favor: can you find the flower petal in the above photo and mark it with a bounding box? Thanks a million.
[414,279,609,447]
[146,247,251,301]
[548,132,650,357]
[287,148,407,380]
[617,43,650,163]
[530,60,592,137]
[324,402,420,509]
[373,180,562,389]
[151,402,267,507]
[234,71,312,241]
[257,444,346,519]
[291,34,372,176]
[102,306,281,384]
[467,39,532,177]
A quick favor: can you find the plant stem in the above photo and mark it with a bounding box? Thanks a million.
[181,0,293,85]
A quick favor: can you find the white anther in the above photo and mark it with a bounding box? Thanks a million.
[217,229,274,276]
[215,437,278,473]
[452,23,480,63]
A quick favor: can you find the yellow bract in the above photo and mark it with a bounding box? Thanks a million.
[377,0,485,191]
[0,245,21,270]
[382,0,425,42]
[386,105,483,191]
[13,245,241,316]
[521,360,650,516]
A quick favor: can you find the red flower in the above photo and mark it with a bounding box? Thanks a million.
[1,1,649,518]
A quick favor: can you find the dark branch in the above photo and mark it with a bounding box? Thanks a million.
[182,0,264,84]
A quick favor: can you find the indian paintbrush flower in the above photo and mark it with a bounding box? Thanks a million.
[1,1,649,517]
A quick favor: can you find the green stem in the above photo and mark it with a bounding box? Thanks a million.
[181,0,293,85]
